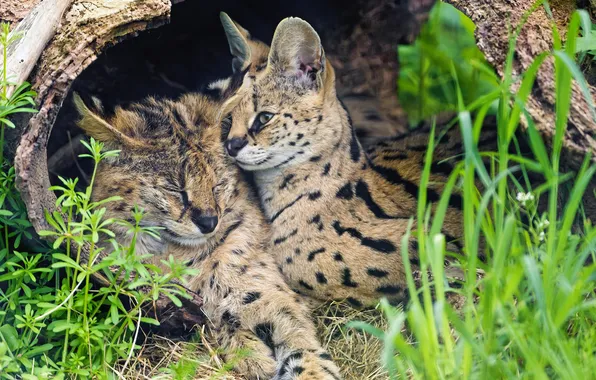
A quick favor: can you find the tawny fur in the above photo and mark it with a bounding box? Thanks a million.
[75,90,342,380]
[222,16,498,307]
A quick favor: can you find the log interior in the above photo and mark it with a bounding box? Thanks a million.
[47,0,431,185]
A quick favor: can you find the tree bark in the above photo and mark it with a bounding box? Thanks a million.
[2,0,73,98]
[12,0,205,333]
[446,0,596,169]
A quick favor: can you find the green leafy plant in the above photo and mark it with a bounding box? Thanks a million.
[0,22,198,378]
[353,2,596,378]
[1,136,199,379]
[397,2,500,126]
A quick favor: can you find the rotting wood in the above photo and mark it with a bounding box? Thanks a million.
[446,0,596,170]
[2,0,73,98]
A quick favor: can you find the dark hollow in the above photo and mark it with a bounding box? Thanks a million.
[48,0,429,186]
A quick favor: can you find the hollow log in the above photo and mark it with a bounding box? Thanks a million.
[446,0,596,169]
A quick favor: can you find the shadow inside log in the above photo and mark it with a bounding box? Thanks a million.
[47,0,432,185]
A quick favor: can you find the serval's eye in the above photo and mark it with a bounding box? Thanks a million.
[258,112,274,125]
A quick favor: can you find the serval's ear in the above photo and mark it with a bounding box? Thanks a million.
[220,12,271,73]
[220,12,254,73]
[268,17,325,88]
[73,93,140,146]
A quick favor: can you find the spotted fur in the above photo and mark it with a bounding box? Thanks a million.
[222,16,497,307]
[74,89,341,379]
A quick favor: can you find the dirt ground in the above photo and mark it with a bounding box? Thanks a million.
[0,0,41,26]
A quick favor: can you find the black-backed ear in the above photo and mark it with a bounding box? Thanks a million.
[268,17,325,86]
[73,93,138,146]
[220,12,252,73]
[217,66,251,121]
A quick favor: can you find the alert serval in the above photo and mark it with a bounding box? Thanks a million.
[220,15,495,307]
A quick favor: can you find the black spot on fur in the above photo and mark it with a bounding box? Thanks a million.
[336,182,353,200]
[355,180,402,219]
[270,194,305,223]
[320,352,333,360]
[308,214,324,231]
[279,174,296,190]
[365,112,382,121]
[254,323,275,352]
[218,219,243,245]
[299,280,314,290]
[279,352,303,378]
[367,268,389,278]
[308,191,322,200]
[322,163,331,176]
[284,113,293,118]
[339,99,361,162]
[115,202,127,212]
[332,221,397,253]
[382,153,409,161]
[307,248,326,261]
[273,228,298,245]
[376,285,402,295]
[310,155,322,162]
[342,268,359,288]
[212,261,219,269]
[243,292,262,304]
[347,297,363,308]
[431,161,455,177]
[322,366,341,380]
[221,310,241,332]
[333,252,343,261]
[293,366,305,375]
[316,272,328,284]
[297,133,304,140]
[286,257,293,264]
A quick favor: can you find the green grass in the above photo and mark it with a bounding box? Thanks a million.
[352,2,596,379]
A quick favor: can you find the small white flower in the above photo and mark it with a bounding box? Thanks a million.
[539,231,545,241]
[516,192,534,207]
[537,219,550,230]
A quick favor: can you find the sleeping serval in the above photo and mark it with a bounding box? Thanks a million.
[73,85,342,379]
[220,15,498,307]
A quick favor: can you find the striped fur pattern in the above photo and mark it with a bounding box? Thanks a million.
[223,16,497,307]
[74,89,342,379]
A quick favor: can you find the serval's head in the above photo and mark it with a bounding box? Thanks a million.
[221,15,340,171]
[74,87,244,250]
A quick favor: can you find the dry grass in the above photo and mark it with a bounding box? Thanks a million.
[115,302,389,379]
